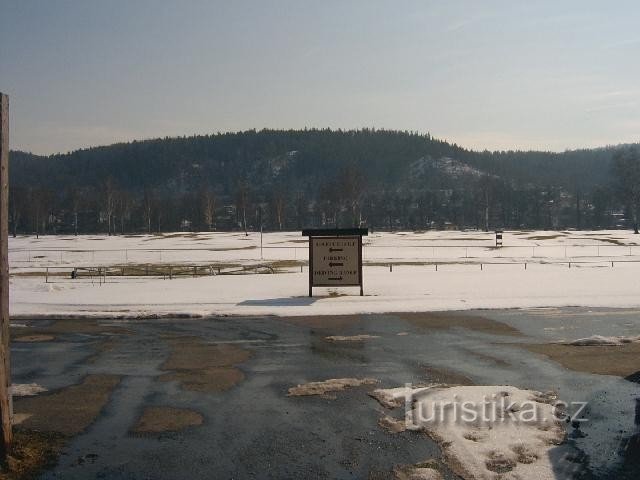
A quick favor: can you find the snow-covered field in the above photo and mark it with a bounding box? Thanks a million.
[8,230,640,319]
[9,229,640,269]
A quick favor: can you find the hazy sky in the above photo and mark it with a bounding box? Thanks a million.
[1,0,639,155]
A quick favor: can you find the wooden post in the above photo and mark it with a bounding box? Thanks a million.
[308,238,313,297]
[0,92,13,458]
[358,235,363,296]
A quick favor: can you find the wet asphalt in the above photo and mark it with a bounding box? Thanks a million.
[10,308,640,479]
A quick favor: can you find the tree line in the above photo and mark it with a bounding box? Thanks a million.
[7,129,640,235]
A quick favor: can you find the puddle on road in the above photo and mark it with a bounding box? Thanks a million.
[159,336,251,392]
[14,375,121,436]
[423,366,474,386]
[130,407,204,434]
[397,312,522,337]
[456,346,510,367]
[11,319,132,337]
[13,334,55,343]
[277,314,364,330]
[310,334,370,363]
[524,341,640,378]
[85,336,121,364]
[11,319,132,347]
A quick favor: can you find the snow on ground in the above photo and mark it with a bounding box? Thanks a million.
[8,230,640,318]
[562,334,640,346]
[9,262,640,318]
[10,383,47,396]
[8,230,640,271]
[373,385,572,480]
[324,334,380,342]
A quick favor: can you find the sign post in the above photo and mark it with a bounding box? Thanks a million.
[0,92,12,460]
[302,228,368,297]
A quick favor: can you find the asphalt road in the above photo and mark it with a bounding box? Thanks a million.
[9,309,640,479]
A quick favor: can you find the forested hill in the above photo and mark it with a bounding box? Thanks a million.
[7,129,632,234]
[11,129,615,190]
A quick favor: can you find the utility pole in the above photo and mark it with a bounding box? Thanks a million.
[575,187,582,230]
[0,92,13,461]
[258,206,263,260]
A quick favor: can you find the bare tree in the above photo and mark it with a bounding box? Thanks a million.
[271,189,286,231]
[318,181,340,227]
[295,192,307,229]
[612,147,640,234]
[202,190,217,231]
[155,193,172,233]
[575,187,582,230]
[31,189,41,238]
[67,187,85,236]
[142,189,155,233]
[116,191,133,234]
[340,165,365,227]
[102,177,116,236]
[9,186,25,238]
[478,175,493,232]
[235,181,250,235]
[29,188,50,238]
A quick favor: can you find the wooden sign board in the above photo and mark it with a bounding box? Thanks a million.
[302,228,368,297]
[311,236,360,286]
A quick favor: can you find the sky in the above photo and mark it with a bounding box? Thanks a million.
[1,0,639,155]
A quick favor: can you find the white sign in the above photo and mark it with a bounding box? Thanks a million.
[311,236,360,286]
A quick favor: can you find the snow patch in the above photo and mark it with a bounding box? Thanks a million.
[373,385,572,480]
[287,378,378,398]
[563,335,640,346]
[394,462,444,480]
[12,413,32,425]
[11,383,47,396]
[324,334,380,342]
[378,414,407,434]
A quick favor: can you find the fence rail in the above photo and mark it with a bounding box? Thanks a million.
[9,243,640,269]
[32,257,640,284]
[42,263,276,283]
